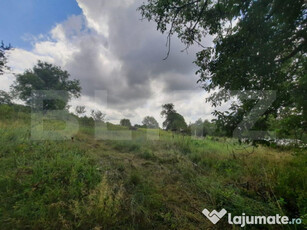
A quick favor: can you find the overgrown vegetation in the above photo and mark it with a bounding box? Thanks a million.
[0,105,306,229]
[139,0,307,142]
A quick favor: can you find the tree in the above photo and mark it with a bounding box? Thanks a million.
[120,118,131,127]
[161,103,187,132]
[75,106,86,116]
[12,61,81,111]
[91,110,106,121]
[0,90,12,105]
[0,42,11,75]
[190,118,207,137]
[268,109,305,141]
[139,0,307,138]
[142,116,159,128]
[203,119,217,136]
[161,103,176,117]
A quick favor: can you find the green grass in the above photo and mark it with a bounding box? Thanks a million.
[0,105,306,229]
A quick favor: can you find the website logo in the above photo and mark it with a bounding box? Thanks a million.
[202,208,227,224]
[201,208,302,227]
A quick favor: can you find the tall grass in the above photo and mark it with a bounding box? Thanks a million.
[0,105,306,229]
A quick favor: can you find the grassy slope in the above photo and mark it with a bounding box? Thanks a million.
[0,106,306,229]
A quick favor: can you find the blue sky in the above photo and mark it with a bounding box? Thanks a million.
[0,0,81,50]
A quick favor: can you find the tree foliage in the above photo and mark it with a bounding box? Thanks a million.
[190,118,219,137]
[0,90,12,105]
[268,109,306,141]
[161,103,188,132]
[91,110,106,121]
[190,118,206,137]
[0,42,11,75]
[12,61,81,111]
[142,116,159,128]
[139,0,307,139]
[120,118,132,127]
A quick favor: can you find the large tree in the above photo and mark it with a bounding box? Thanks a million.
[142,116,159,128]
[120,118,132,127]
[12,61,81,111]
[139,0,307,138]
[161,103,188,132]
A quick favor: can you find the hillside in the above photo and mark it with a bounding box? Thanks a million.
[0,105,306,229]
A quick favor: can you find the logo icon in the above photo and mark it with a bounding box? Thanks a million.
[202,208,227,224]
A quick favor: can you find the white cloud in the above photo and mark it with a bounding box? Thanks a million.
[1,0,221,125]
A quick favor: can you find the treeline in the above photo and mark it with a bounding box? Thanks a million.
[0,60,216,136]
[0,57,306,143]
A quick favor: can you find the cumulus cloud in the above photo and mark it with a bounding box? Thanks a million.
[2,0,218,125]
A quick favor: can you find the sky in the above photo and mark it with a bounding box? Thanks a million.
[1,0,226,126]
[0,0,82,49]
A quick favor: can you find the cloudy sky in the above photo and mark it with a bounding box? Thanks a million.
[1,0,221,126]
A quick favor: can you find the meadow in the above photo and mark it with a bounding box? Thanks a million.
[0,104,306,229]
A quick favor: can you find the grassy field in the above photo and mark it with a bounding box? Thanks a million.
[0,105,306,229]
